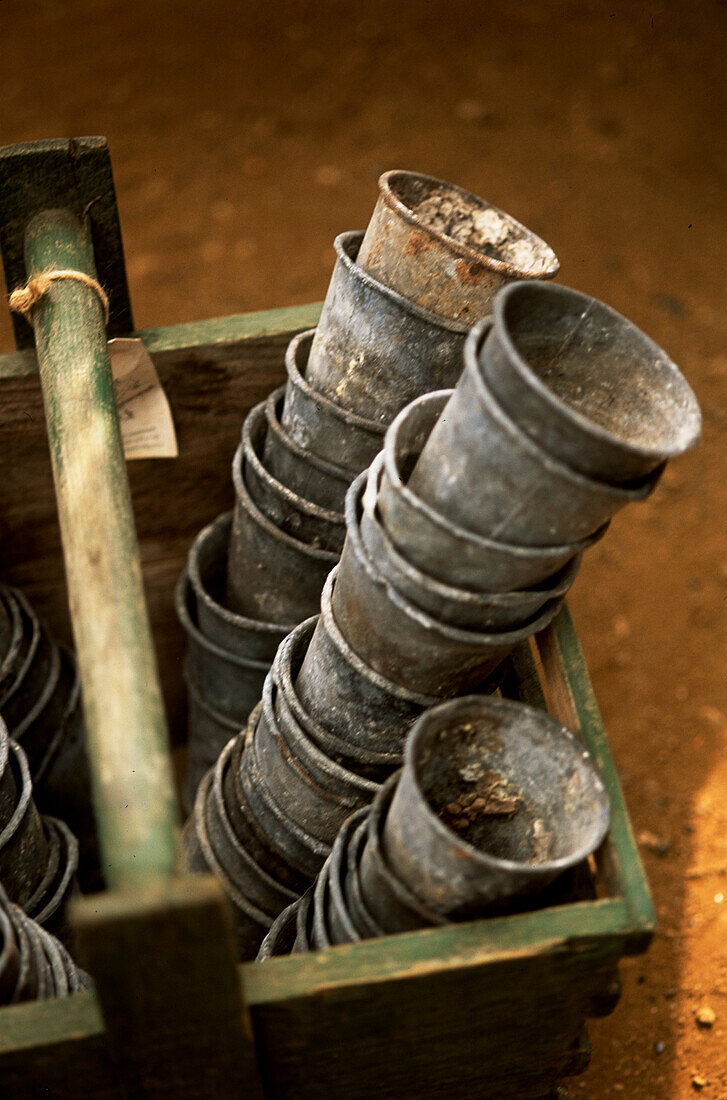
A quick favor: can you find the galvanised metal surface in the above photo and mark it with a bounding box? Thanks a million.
[222,729,312,896]
[408,325,663,546]
[273,619,401,781]
[0,740,48,909]
[184,679,241,807]
[383,696,610,917]
[373,408,604,592]
[361,489,581,630]
[227,443,338,623]
[239,722,331,881]
[295,571,438,751]
[182,774,272,960]
[205,746,298,917]
[305,231,469,421]
[482,281,701,484]
[333,475,563,697]
[256,896,300,959]
[243,400,346,554]
[175,573,269,725]
[253,671,376,845]
[0,881,90,1003]
[263,387,351,513]
[357,170,559,322]
[187,514,292,661]
[281,329,385,473]
[357,776,445,934]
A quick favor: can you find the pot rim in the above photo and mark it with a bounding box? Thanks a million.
[402,694,611,876]
[243,400,346,527]
[464,321,666,498]
[491,282,702,465]
[265,387,352,482]
[286,329,387,437]
[380,396,611,556]
[175,572,272,672]
[188,514,296,636]
[232,443,340,564]
[346,473,563,646]
[377,170,560,280]
[320,570,440,707]
[334,230,470,335]
[362,481,581,604]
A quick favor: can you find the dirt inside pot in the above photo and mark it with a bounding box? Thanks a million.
[411,185,552,272]
[423,719,554,864]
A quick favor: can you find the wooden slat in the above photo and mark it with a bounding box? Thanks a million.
[536,607,656,952]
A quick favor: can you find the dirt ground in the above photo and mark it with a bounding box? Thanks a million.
[2,1,726,1095]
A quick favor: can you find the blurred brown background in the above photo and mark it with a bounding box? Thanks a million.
[2,1,726,1095]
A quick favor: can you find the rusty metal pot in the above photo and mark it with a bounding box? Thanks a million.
[227,441,338,622]
[184,770,272,960]
[342,815,385,940]
[239,722,331,880]
[204,752,298,917]
[305,232,468,421]
[263,387,352,512]
[242,401,346,554]
[383,695,611,917]
[0,588,26,698]
[188,513,292,661]
[281,329,386,473]
[482,281,701,484]
[222,726,312,895]
[326,811,367,946]
[375,395,607,591]
[357,170,559,321]
[408,325,663,545]
[0,741,48,909]
[184,677,242,806]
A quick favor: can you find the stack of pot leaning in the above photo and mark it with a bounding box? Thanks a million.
[0,583,98,891]
[184,255,701,958]
[0,712,90,1001]
[177,170,562,802]
[259,695,611,955]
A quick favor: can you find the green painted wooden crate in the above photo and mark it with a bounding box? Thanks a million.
[0,304,654,1099]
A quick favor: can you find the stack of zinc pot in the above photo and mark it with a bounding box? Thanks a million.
[0,583,98,889]
[258,695,611,955]
[178,170,560,803]
[0,716,80,948]
[0,881,90,1003]
[185,266,701,959]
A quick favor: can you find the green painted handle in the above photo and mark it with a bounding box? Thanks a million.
[24,207,179,888]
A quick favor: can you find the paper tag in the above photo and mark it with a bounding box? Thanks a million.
[108,338,178,460]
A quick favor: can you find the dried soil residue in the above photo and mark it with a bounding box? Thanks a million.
[413,186,552,272]
[434,763,552,863]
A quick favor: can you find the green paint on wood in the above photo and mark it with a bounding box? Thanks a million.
[24,207,178,887]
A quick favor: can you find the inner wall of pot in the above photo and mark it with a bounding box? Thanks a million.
[501,285,699,452]
[411,706,597,866]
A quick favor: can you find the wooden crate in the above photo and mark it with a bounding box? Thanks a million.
[0,304,655,1099]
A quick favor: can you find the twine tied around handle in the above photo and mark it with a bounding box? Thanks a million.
[8,270,110,324]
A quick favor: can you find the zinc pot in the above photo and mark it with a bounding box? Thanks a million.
[383,695,611,917]
[481,280,701,484]
[375,396,607,590]
[407,327,663,546]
